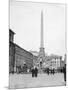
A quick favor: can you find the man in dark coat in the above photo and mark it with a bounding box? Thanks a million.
[31,67,35,77]
[63,64,66,82]
[47,68,49,75]
[35,67,38,77]
[53,68,55,75]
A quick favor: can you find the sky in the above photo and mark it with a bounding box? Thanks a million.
[10,0,66,57]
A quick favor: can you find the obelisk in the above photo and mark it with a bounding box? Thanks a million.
[38,11,45,69]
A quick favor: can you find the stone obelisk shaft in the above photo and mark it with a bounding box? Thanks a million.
[41,11,44,48]
[38,11,45,60]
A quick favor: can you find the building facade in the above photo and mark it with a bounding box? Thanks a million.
[9,29,15,73]
[45,55,62,69]
[9,29,33,73]
[14,44,33,73]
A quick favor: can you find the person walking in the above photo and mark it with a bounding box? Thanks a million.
[47,68,49,75]
[63,64,66,83]
[35,67,38,77]
[53,68,55,75]
[31,67,35,77]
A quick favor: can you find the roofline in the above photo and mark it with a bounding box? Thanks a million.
[15,43,33,55]
[9,29,15,34]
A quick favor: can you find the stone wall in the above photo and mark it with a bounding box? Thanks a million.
[14,44,33,73]
[9,42,15,73]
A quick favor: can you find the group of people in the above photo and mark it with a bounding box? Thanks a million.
[31,65,66,84]
[46,68,55,75]
[31,66,38,77]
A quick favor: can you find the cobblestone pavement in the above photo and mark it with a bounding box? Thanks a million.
[9,73,65,89]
